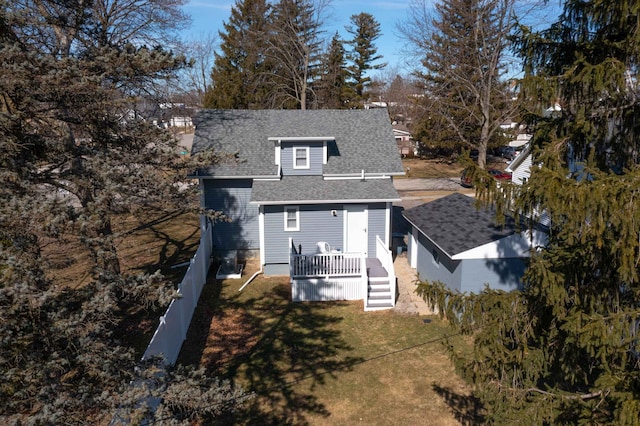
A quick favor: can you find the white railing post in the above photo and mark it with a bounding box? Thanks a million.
[289,237,294,277]
[360,253,367,300]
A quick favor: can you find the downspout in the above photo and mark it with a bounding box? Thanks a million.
[239,266,262,292]
[241,203,266,291]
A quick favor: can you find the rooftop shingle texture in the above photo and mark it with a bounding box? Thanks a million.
[402,193,516,257]
[251,176,400,204]
[191,109,404,177]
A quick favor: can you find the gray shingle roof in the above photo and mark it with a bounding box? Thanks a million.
[402,193,516,257]
[251,176,401,204]
[191,109,404,177]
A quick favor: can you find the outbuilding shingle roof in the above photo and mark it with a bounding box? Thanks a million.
[402,193,516,258]
[191,109,404,177]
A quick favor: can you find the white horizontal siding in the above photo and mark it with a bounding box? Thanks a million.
[512,154,532,185]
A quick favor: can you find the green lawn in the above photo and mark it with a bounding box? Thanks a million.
[178,265,482,425]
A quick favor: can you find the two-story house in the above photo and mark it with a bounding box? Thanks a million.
[190,109,405,310]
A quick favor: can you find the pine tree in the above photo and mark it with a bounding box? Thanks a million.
[315,32,349,109]
[344,12,386,107]
[0,0,246,422]
[417,1,640,423]
[403,0,515,167]
[203,0,272,109]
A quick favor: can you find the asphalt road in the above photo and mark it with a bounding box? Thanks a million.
[393,177,463,192]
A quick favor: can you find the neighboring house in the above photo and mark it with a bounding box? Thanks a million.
[506,145,551,227]
[403,193,547,294]
[393,125,414,157]
[190,109,405,310]
[506,143,532,185]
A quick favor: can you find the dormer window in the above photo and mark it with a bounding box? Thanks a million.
[293,147,310,169]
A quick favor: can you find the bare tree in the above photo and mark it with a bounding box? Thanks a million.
[265,0,330,109]
[180,32,218,105]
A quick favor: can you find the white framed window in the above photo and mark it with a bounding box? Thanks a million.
[284,206,300,231]
[293,147,310,169]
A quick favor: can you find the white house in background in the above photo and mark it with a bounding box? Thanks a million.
[506,143,532,185]
[170,116,193,127]
[393,125,415,157]
[509,132,532,149]
[506,144,551,227]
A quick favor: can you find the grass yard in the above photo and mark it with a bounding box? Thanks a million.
[41,208,202,355]
[400,158,467,179]
[178,262,482,425]
[399,157,508,179]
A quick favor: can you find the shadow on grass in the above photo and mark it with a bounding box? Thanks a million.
[122,209,201,279]
[178,273,363,425]
[432,384,485,425]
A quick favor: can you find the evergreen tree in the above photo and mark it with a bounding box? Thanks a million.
[344,12,386,107]
[315,32,349,109]
[203,0,271,108]
[0,0,246,422]
[418,1,640,423]
[402,0,515,167]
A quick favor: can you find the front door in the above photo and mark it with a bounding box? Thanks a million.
[344,205,368,256]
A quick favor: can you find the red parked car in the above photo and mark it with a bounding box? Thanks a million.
[461,168,512,187]
[487,168,512,181]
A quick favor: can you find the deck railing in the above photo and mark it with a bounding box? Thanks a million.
[289,238,363,278]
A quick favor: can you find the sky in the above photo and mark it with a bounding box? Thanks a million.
[180,1,564,80]
[181,0,416,75]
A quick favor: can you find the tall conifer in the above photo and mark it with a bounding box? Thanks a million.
[265,0,326,109]
[315,32,349,109]
[203,0,271,108]
[0,0,246,422]
[418,1,640,423]
[344,12,386,107]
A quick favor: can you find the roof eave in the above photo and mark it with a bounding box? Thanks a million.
[187,174,280,179]
[251,197,401,205]
[401,214,455,259]
[323,172,405,178]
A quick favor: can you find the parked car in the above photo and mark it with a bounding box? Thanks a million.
[497,146,517,160]
[460,168,473,187]
[488,168,512,181]
[461,168,512,187]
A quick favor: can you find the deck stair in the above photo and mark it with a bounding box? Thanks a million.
[365,258,394,311]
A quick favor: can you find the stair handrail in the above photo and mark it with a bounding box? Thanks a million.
[375,235,396,306]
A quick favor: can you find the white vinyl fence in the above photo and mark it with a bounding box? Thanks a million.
[141,221,213,365]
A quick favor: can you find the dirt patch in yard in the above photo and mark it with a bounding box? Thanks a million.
[199,307,261,369]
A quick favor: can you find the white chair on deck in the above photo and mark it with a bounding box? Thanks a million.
[316,241,331,254]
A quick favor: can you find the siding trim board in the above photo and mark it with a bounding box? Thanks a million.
[259,205,265,265]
